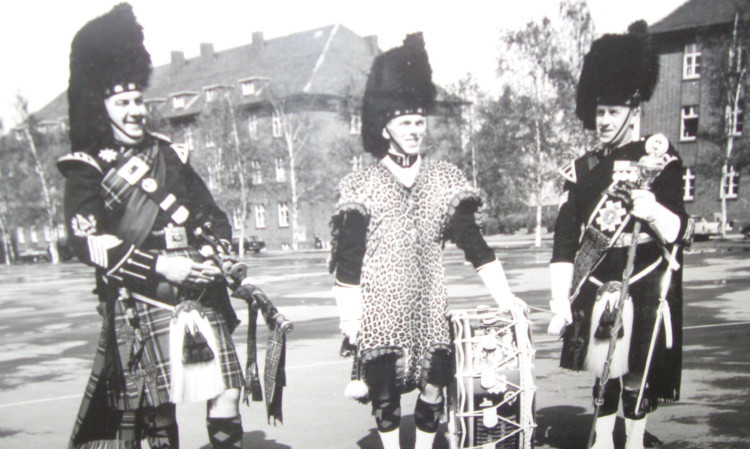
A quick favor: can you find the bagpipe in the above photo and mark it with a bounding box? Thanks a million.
[193,223,293,424]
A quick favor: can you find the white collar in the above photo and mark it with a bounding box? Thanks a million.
[381,154,421,188]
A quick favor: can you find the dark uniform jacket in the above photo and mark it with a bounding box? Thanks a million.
[551,135,689,404]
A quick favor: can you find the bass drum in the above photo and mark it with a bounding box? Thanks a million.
[447,307,536,449]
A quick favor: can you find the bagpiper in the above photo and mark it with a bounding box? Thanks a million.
[329,33,526,449]
[59,4,245,448]
[547,21,692,449]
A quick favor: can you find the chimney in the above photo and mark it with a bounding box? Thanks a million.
[364,35,379,55]
[200,43,214,60]
[252,31,264,49]
[171,51,185,68]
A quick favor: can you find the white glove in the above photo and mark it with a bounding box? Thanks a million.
[477,260,527,311]
[333,283,362,345]
[548,262,574,336]
[631,189,680,243]
[155,256,221,284]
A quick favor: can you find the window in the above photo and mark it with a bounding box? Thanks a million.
[251,160,263,185]
[205,88,218,103]
[204,131,216,148]
[272,112,283,138]
[16,228,25,244]
[254,204,266,229]
[683,167,695,201]
[184,126,195,150]
[683,43,701,80]
[349,114,362,135]
[172,95,186,109]
[43,226,52,242]
[241,81,257,96]
[721,165,739,200]
[248,115,258,140]
[351,155,364,171]
[278,202,290,228]
[30,228,38,244]
[728,104,744,136]
[680,106,699,141]
[275,158,286,182]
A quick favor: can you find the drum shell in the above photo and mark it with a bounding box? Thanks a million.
[447,308,535,449]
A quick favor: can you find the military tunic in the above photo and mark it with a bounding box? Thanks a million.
[552,136,688,405]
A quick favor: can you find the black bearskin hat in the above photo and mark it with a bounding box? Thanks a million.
[576,20,659,130]
[68,3,151,150]
[361,32,436,157]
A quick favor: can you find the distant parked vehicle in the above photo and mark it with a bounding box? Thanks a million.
[232,235,266,254]
[741,224,750,239]
[691,215,730,241]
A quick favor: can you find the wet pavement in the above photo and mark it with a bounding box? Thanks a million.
[0,239,749,448]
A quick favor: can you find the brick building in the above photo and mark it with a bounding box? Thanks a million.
[643,0,750,228]
[34,24,463,250]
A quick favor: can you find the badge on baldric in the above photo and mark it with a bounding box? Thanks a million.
[164,226,189,250]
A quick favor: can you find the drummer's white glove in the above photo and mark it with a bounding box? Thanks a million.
[547,262,574,336]
[630,189,680,243]
[333,283,362,345]
[477,259,527,311]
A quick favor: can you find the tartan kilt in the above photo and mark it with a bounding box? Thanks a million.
[115,298,244,409]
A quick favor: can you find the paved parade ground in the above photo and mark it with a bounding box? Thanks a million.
[1,238,749,449]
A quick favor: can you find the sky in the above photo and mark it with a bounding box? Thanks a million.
[0,0,687,128]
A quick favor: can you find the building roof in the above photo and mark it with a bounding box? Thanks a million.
[648,0,743,34]
[34,24,378,122]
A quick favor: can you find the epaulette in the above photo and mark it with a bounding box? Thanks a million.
[558,160,577,183]
[57,151,103,176]
[171,143,190,164]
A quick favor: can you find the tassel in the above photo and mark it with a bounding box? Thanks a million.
[182,324,215,364]
[345,379,369,400]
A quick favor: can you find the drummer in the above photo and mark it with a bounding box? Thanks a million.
[328,33,526,449]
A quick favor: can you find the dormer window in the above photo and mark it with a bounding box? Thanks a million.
[239,77,269,97]
[173,95,186,109]
[170,92,199,110]
[203,85,229,103]
[144,98,167,113]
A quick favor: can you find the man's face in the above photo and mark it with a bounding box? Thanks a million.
[382,114,426,156]
[103,90,146,145]
[595,104,638,147]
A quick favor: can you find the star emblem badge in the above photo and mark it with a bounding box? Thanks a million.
[595,200,627,233]
[98,148,118,163]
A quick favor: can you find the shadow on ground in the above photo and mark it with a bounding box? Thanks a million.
[199,430,291,449]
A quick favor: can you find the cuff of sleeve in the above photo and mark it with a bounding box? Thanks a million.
[649,202,681,243]
[477,259,513,305]
[333,283,362,321]
[550,262,574,303]
[113,248,158,284]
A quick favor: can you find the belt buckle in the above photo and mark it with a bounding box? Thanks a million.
[164,226,188,250]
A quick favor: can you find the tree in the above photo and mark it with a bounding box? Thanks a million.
[193,87,257,255]
[489,0,596,245]
[264,87,316,251]
[699,5,750,237]
[11,95,66,263]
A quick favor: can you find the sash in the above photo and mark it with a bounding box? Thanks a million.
[101,145,164,249]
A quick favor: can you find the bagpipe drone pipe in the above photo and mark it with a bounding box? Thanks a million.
[194,223,293,424]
